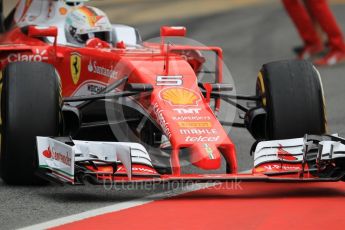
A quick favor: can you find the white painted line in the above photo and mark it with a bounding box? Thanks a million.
[18,183,217,230]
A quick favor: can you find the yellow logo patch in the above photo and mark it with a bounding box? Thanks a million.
[178,122,212,128]
[70,53,81,85]
[161,88,200,106]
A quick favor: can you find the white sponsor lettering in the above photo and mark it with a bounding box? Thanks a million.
[264,164,301,171]
[172,116,211,121]
[180,129,217,135]
[185,136,220,142]
[173,108,201,114]
[118,166,155,174]
[7,49,48,62]
[153,103,171,139]
[156,75,183,86]
[87,84,105,94]
[88,60,117,78]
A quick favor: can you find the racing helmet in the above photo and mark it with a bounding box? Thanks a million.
[65,6,112,46]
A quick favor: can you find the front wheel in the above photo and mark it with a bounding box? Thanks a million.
[249,60,327,140]
[0,62,62,185]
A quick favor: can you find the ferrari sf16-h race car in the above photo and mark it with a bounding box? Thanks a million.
[1,0,345,186]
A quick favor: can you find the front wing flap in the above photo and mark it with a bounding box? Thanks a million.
[35,135,345,185]
[36,137,157,185]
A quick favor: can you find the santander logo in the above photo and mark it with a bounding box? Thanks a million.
[42,147,72,166]
[43,148,52,158]
[88,60,117,78]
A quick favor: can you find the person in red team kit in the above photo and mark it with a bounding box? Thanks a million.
[282,0,345,66]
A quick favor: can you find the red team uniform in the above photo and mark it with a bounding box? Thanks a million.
[282,0,345,66]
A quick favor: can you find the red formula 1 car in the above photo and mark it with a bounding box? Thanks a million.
[0,0,344,186]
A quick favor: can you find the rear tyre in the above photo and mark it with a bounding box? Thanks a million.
[0,62,62,185]
[256,60,327,139]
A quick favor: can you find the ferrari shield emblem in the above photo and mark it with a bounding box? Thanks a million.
[70,53,81,85]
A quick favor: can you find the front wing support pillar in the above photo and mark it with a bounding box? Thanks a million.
[171,148,181,175]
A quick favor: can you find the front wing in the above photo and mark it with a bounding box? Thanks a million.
[35,135,345,185]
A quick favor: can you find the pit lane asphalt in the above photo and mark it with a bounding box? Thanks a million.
[1,3,345,229]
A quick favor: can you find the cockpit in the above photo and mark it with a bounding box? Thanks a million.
[1,0,142,47]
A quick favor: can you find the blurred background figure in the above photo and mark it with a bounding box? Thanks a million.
[282,0,345,66]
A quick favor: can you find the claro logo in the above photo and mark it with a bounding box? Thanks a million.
[7,49,48,62]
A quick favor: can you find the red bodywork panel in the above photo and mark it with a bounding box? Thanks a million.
[0,26,237,176]
[2,26,341,184]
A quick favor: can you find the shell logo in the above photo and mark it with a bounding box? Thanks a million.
[59,7,68,16]
[161,88,200,106]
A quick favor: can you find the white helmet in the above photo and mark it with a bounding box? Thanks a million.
[65,6,112,46]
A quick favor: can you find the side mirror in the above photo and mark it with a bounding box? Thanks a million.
[160,26,186,37]
[160,26,187,75]
[27,26,58,46]
[28,26,58,38]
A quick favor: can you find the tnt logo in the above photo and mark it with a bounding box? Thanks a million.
[173,108,201,114]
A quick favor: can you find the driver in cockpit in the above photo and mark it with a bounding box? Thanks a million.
[65,5,112,46]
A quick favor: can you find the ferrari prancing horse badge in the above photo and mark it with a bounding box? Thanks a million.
[70,53,81,85]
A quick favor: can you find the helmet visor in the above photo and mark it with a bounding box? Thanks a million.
[75,31,112,44]
[94,31,112,43]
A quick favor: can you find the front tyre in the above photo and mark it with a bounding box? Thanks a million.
[0,62,62,185]
[256,60,327,139]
